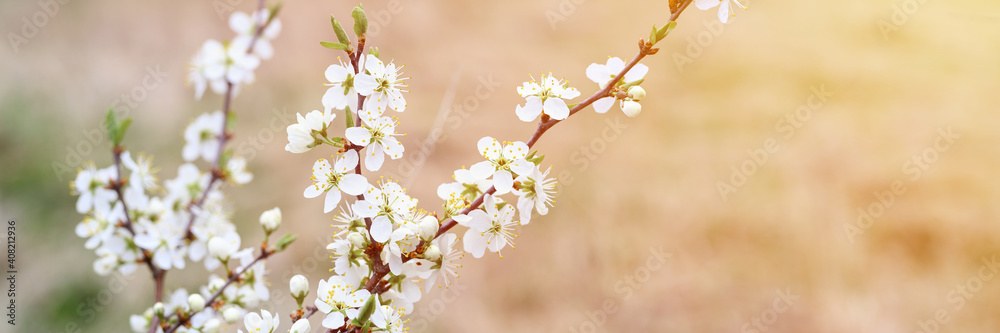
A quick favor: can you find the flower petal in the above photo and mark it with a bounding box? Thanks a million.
[364,142,385,171]
[324,190,342,213]
[593,97,615,114]
[370,216,392,243]
[339,174,369,196]
[492,170,513,195]
[477,137,502,160]
[515,96,544,122]
[543,97,570,120]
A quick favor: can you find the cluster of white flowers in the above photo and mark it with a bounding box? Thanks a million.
[72,8,288,333]
[189,9,282,100]
[270,7,562,331]
[72,1,751,331]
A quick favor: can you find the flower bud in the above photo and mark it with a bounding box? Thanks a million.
[208,237,236,260]
[188,294,206,313]
[202,318,221,333]
[348,232,366,248]
[290,275,309,298]
[208,276,226,294]
[223,307,241,323]
[423,244,442,262]
[259,207,282,233]
[153,302,165,317]
[290,318,311,333]
[417,216,439,241]
[627,86,646,100]
[622,100,642,118]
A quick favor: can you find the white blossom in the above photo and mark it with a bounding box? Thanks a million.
[463,194,518,258]
[303,150,369,213]
[514,166,557,225]
[314,276,371,329]
[241,309,279,333]
[354,55,408,118]
[515,74,580,122]
[183,111,224,163]
[323,58,361,112]
[473,137,535,195]
[344,116,405,172]
[285,110,336,154]
[696,0,747,23]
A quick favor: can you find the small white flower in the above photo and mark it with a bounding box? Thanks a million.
[323,58,361,112]
[463,194,518,258]
[189,40,227,100]
[354,181,418,243]
[229,10,281,60]
[226,157,253,184]
[472,137,535,195]
[93,254,118,276]
[183,111,224,162]
[514,166,557,225]
[258,207,281,233]
[122,151,158,192]
[314,276,371,329]
[585,57,648,88]
[354,55,408,118]
[437,162,494,202]
[289,275,309,298]
[289,319,310,333]
[129,313,150,333]
[72,164,117,214]
[207,234,240,262]
[696,0,747,23]
[243,309,279,333]
[236,249,271,301]
[134,222,187,270]
[344,116,405,172]
[304,150,369,213]
[285,110,336,154]
[585,57,649,115]
[515,74,581,122]
[371,304,406,333]
[421,233,463,289]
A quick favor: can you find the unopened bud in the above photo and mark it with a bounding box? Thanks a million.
[188,294,206,313]
[290,275,309,298]
[259,207,282,233]
[348,232,366,248]
[627,86,646,100]
[622,100,642,118]
[423,244,442,262]
[222,307,241,323]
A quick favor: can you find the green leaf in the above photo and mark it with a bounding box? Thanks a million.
[345,106,355,128]
[351,4,368,36]
[649,25,659,44]
[353,295,377,326]
[267,3,283,24]
[331,16,351,45]
[368,47,380,59]
[274,234,297,252]
[320,41,351,51]
[119,118,132,141]
[620,78,645,90]
[655,21,678,42]
[105,109,119,146]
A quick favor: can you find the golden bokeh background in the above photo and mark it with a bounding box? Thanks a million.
[2,0,1000,332]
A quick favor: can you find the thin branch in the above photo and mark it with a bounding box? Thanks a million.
[182,0,276,242]
[163,248,273,333]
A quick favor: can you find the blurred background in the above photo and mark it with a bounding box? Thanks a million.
[3,0,1000,332]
